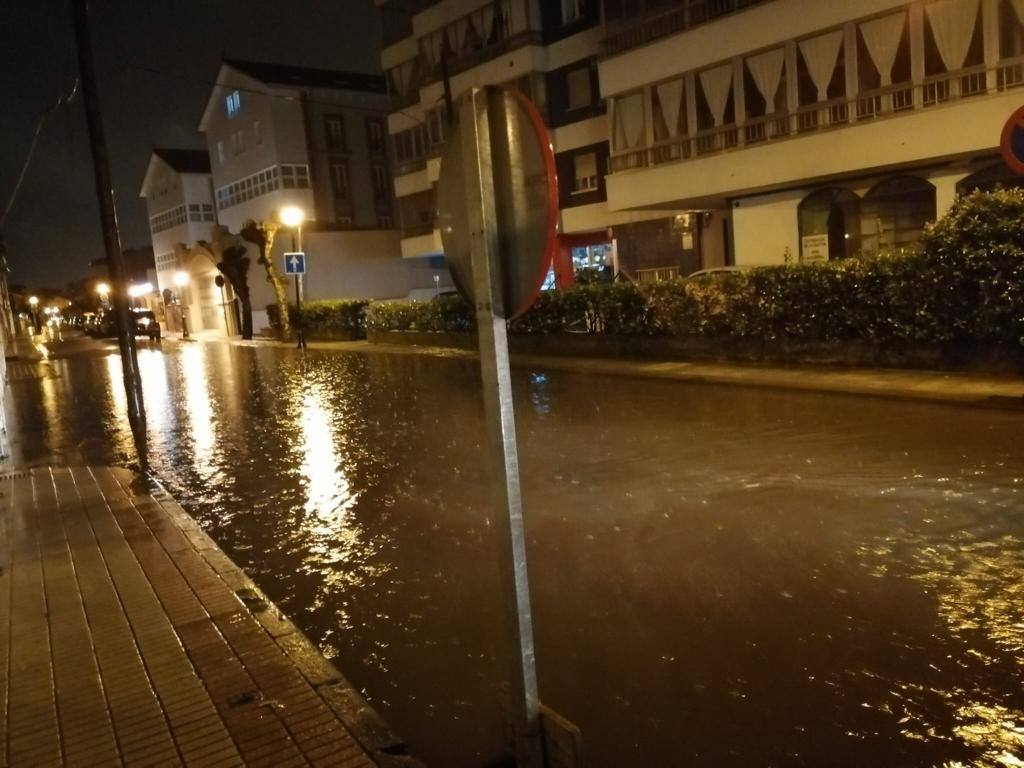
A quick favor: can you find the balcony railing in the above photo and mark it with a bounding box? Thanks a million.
[603,0,773,57]
[635,266,680,283]
[608,59,1024,175]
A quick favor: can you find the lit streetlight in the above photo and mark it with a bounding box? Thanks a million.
[173,271,190,340]
[279,205,306,350]
[96,282,110,309]
[27,295,40,334]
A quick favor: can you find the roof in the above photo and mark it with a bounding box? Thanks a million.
[139,148,211,198]
[222,59,385,94]
[152,148,210,175]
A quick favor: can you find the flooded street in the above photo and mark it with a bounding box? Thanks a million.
[7,336,1024,767]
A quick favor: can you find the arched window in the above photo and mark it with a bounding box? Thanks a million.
[956,162,1024,195]
[798,187,861,261]
[861,176,936,252]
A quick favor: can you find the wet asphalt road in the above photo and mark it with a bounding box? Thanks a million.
[6,331,1024,767]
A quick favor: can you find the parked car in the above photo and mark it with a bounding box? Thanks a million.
[131,309,161,340]
[85,310,116,338]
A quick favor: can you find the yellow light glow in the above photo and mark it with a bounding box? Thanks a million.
[279,205,305,228]
[128,282,153,298]
[173,271,189,288]
[28,296,39,306]
[96,283,110,296]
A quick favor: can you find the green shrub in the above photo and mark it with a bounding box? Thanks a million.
[267,299,370,336]
[285,190,1024,348]
[365,293,474,332]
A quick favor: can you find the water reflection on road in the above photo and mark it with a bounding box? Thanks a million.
[7,339,1024,767]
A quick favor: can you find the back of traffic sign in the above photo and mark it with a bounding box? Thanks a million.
[436,87,558,319]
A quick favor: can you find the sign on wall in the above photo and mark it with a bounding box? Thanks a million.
[801,234,829,263]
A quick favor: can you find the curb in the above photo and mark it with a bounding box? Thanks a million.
[141,472,425,768]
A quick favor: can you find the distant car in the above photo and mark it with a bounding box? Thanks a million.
[131,310,161,340]
[86,310,116,338]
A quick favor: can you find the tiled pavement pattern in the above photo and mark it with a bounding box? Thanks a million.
[0,466,420,768]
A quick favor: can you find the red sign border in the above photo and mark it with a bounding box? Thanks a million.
[1000,104,1024,175]
[506,87,560,320]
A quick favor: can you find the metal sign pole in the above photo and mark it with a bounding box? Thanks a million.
[294,273,305,350]
[459,89,542,768]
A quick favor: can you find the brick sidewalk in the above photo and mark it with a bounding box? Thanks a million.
[0,466,419,768]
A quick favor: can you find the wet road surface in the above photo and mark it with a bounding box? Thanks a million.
[6,333,1024,767]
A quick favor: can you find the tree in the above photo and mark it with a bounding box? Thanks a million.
[193,226,256,340]
[240,220,292,340]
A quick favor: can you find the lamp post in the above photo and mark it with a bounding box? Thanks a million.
[96,282,110,309]
[174,271,190,339]
[279,205,306,350]
[28,295,40,334]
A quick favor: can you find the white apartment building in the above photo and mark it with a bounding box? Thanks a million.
[378,0,678,283]
[139,149,230,335]
[600,0,1024,273]
[139,59,451,336]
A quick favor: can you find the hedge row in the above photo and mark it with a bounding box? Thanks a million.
[268,190,1024,347]
[268,299,370,334]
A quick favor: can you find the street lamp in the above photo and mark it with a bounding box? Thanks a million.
[96,282,110,308]
[174,271,190,340]
[28,295,40,334]
[279,205,306,349]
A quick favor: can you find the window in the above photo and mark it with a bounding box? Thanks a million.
[372,164,390,202]
[860,176,936,252]
[280,164,310,189]
[426,109,446,147]
[366,118,385,154]
[325,115,347,151]
[799,187,861,260]
[566,66,593,111]
[330,162,350,201]
[561,0,585,24]
[214,165,284,210]
[149,205,188,233]
[253,120,262,145]
[377,215,394,229]
[226,90,241,118]
[573,152,598,193]
[231,130,245,156]
[216,141,225,164]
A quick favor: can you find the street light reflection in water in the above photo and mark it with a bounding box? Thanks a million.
[61,342,1024,768]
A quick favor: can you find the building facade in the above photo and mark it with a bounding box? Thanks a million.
[600,0,1024,272]
[378,0,679,284]
[380,0,1024,282]
[198,59,399,234]
[139,148,230,335]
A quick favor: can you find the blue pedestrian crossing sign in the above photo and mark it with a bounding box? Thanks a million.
[284,252,306,275]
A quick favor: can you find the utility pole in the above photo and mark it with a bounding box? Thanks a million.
[71,0,148,470]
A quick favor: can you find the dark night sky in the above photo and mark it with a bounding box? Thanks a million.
[0,0,381,291]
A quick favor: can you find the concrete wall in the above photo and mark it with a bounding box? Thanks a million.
[731,189,804,267]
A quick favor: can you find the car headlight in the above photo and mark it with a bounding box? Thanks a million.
[139,317,150,326]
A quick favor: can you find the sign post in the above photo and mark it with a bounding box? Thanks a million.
[438,87,560,768]
[284,251,306,349]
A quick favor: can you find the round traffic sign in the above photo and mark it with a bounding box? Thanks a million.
[1000,105,1024,175]
[436,87,558,320]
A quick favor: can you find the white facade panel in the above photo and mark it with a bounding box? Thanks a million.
[599,0,910,98]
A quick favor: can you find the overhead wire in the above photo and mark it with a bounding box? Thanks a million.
[1,78,81,229]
